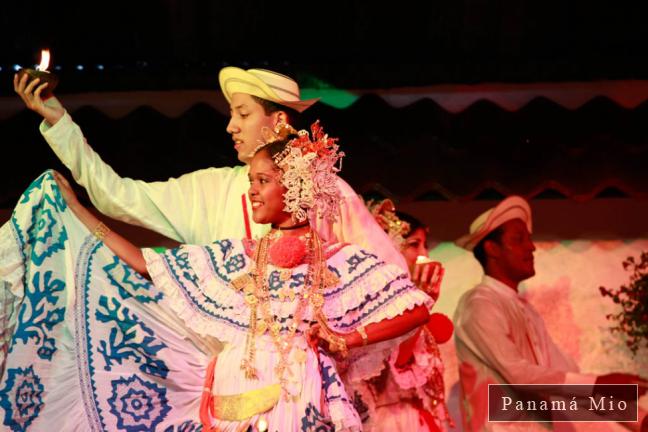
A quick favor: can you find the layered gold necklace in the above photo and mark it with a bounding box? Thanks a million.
[234,229,327,401]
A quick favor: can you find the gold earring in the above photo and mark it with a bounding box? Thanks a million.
[273,120,286,134]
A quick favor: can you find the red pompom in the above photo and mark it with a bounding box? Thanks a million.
[427,312,454,344]
[268,236,307,268]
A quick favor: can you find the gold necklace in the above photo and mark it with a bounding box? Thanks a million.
[240,229,325,401]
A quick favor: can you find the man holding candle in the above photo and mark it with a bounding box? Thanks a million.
[13,67,406,270]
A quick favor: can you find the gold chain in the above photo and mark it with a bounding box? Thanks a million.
[240,229,325,400]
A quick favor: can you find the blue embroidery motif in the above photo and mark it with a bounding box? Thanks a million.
[346,250,377,274]
[318,349,348,406]
[163,420,204,431]
[223,253,245,274]
[96,295,170,379]
[18,173,69,267]
[320,364,340,395]
[18,172,48,205]
[170,247,198,285]
[211,240,245,274]
[104,256,163,303]
[108,374,171,432]
[289,272,306,288]
[11,271,65,360]
[214,239,233,258]
[0,366,44,432]
[300,402,334,432]
[268,270,284,291]
[205,244,243,283]
[327,265,341,279]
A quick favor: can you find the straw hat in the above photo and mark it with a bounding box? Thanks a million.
[219,67,319,113]
[455,196,532,251]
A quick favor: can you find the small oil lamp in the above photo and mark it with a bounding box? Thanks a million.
[17,49,59,98]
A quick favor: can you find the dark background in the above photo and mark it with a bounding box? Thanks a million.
[1,1,648,243]
[2,1,648,91]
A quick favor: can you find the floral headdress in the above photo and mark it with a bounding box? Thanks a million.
[366,198,411,248]
[256,121,345,223]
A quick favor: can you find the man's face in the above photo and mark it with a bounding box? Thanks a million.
[492,218,536,283]
[226,93,277,164]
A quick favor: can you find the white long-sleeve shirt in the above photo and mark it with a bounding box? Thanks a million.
[453,275,595,431]
[39,112,407,270]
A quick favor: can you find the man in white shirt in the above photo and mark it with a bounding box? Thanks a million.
[453,196,647,431]
[13,67,406,270]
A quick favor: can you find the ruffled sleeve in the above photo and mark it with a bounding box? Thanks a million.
[143,239,254,346]
[322,244,433,382]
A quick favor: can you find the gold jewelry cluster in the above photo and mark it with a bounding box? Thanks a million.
[231,229,343,401]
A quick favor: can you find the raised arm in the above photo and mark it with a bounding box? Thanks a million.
[14,74,65,125]
[14,74,224,244]
[53,171,148,277]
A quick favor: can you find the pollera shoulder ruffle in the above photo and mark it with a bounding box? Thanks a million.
[320,243,434,382]
[143,241,253,346]
[144,240,433,381]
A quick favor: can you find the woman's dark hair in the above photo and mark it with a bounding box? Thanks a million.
[395,211,426,238]
[251,96,304,129]
[473,225,505,268]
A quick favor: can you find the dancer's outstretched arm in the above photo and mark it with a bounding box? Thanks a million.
[53,171,148,278]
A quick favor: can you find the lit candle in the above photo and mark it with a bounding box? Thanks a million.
[416,255,433,265]
[18,49,59,98]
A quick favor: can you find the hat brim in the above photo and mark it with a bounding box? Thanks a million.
[455,196,532,251]
[219,67,319,113]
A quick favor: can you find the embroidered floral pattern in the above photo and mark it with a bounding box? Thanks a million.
[96,296,169,379]
[104,256,162,304]
[19,173,68,267]
[0,366,44,431]
[107,374,171,432]
[11,270,65,360]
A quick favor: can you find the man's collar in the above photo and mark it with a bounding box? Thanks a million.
[482,275,520,299]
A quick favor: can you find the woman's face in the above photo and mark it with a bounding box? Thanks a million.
[226,93,279,164]
[248,151,293,226]
[401,227,428,271]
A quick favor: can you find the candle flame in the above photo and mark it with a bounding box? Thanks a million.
[37,49,50,72]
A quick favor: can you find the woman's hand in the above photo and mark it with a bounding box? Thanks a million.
[14,73,65,126]
[52,171,81,211]
[411,260,444,301]
[307,323,354,361]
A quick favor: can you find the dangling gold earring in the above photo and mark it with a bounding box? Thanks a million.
[273,119,286,134]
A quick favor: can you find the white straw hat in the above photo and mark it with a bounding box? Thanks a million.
[455,196,532,251]
[219,67,319,113]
